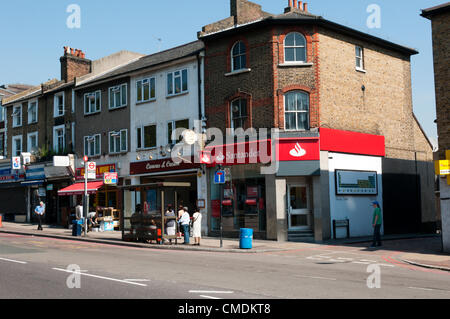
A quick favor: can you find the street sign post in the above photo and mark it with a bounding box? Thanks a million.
[215,167,226,248]
[87,162,96,179]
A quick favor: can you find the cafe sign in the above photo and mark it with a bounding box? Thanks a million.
[130,157,199,175]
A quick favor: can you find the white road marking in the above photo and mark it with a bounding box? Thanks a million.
[408,287,434,291]
[189,290,234,294]
[124,279,151,282]
[52,268,148,287]
[295,275,337,281]
[200,295,222,299]
[0,257,27,264]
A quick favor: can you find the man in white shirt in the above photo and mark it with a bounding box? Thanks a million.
[179,207,191,245]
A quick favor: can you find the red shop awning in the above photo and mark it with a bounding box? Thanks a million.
[58,181,104,196]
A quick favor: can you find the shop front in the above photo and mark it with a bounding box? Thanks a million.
[0,166,26,222]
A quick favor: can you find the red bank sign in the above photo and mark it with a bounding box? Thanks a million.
[276,138,320,161]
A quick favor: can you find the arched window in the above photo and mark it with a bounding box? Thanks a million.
[231,41,247,71]
[284,91,309,131]
[230,98,248,129]
[284,32,306,63]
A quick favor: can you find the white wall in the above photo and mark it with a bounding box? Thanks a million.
[328,152,383,238]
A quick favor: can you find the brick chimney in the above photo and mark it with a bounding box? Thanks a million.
[60,46,91,83]
[285,0,309,13]
[230,0,267,25]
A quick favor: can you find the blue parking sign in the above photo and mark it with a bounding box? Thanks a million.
[214,170,226,184]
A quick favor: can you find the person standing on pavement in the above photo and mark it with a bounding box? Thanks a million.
[370,201,382,248]
[34,201,45,231]
[177,205,185,238]
[165,204,176,244]
[192,208,202,246]
[179,207,191,245]
[75,201,83,220]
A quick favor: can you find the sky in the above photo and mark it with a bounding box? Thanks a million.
[0,0,441,143]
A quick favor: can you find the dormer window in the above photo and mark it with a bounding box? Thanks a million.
[231,41,247,71]
[284,32,307,63]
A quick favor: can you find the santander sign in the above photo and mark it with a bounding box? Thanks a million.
[289,143,307,158]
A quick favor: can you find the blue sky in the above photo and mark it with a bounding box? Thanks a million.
[0,0,440,142]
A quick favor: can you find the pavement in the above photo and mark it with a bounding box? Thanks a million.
[0,221,449,271]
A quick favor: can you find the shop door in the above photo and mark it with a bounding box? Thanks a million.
[287,185,311,231]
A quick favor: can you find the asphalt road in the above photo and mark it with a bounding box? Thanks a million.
[0,233,449,299]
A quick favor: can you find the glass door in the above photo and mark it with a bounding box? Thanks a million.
[287,185,311,230]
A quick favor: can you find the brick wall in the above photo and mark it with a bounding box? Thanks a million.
[430,12,450,159]
[318,27,433,161]
[60,55,91,83]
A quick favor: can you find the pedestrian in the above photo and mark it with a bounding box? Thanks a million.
[75,201,83,220]
[192,208,202,246]
[165,204,176,244]
[179,206,191,245]
[34,201,45,231]
[177,205,184,238]
[370,201,382,248]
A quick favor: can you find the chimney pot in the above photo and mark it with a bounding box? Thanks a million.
[299,1,303,10]
[304,2,308,11]
[293,0,297,8]
[288,0,293,7]
[70,48,74,55]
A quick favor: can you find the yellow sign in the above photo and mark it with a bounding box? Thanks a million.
[446,150,450,160]
[435,160,450,175]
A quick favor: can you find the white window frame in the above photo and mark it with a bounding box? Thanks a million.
[284,91,310,131]
[84,91,101,115]
[54,92,65,118]
[27,131,38,153]
[53,124,65,154]
[231,41,247,71]
[84,134,101,157]
[167,69,188,97]
[12,105,22,128]
[136,124,157,150]
[356,46,365,71]
[28,100,38,124]
[109,129,128,154]
[12,135,22,157]
[284,32,307,63]
[136,78,156,103]
[0,105,4,122]
[167,119,190,144]
[108,83,128,109]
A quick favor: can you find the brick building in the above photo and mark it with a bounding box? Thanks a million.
[421,2,450,252]
[199,0,436,241]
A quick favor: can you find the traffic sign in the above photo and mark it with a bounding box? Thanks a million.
[83,156,88,162]
[214,170,226,184]
[86,162,96,179]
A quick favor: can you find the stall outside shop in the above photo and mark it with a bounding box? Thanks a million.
[57,163,121,230]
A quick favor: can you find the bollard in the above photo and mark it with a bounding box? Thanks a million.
[157,228,162,244]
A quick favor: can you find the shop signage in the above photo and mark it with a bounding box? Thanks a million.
[435,160,450,176]
[0,168,24,183]
[204,139,272,166]
[276,138,320,161]
[76,164,116,180]
[53,156,70,167]
[12,157,21,170]
[104,172,118,185]
[130,157,199,175]
[46,184,54,191]
[25,165,45,181]
[335,170,378,195]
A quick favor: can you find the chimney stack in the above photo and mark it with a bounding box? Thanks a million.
[303,2,308,11]
[286,0,308,13]
[60,46,91,83]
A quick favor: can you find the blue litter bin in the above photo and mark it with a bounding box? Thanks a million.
[72,219,83,236]
[240,228,253,249]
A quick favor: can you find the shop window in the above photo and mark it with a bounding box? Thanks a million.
[230,99,248,130]
[284,32,307,63]
[231,41,247,71]
[284,91,310,131]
